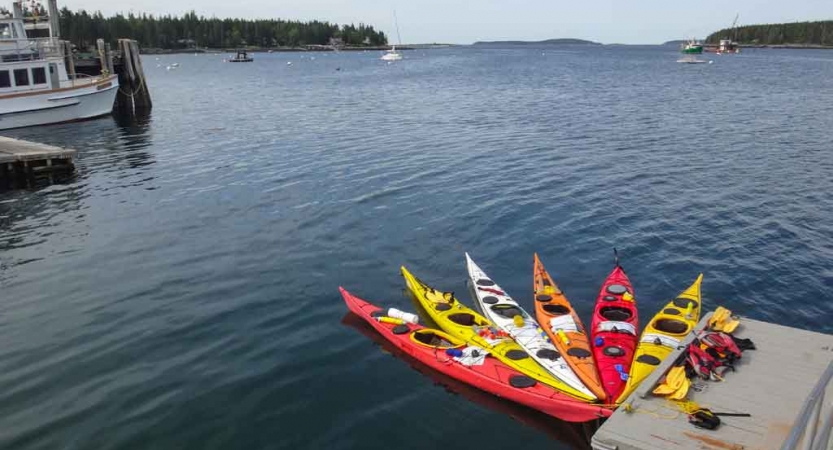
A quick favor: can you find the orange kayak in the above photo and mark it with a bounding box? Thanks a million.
[533,253,607,401]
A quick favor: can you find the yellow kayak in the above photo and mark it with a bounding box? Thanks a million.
[401,266,596,402]
[616,274,703,403]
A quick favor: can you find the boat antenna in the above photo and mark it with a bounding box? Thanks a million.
[393,10,402,46]
[614,248,620,267]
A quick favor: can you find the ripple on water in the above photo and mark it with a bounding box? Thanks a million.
[0,47,832,449]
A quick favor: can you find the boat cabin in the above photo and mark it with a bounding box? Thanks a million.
[0,17,67,94]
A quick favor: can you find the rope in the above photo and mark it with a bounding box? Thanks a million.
[117,81,144,100]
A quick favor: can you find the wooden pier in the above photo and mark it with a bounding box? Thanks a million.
[0,136,76,183]
[592,313,833,450]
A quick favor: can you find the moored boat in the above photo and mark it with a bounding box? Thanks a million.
[0,15,118,130]
[228,49,253,62]
[617,274,703,403]
[532,253,606,401]
[340,287,613,422]
[590,252,639,403]
[465,253,597,402]
[681,39,704,54]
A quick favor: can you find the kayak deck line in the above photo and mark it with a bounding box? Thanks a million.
[591,312,833,450]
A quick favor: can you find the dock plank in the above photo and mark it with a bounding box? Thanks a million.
[0,136,76,161]
[592,315,833,450]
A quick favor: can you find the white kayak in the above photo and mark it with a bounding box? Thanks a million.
[465,253,597,402]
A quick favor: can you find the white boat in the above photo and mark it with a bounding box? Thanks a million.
[677,55,711,64]
[465,253,597,401]
[0,15,118,130]
[380,11,404,61]
[380,45,402,61]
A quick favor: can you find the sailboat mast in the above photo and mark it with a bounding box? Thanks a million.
[393,11,402,46]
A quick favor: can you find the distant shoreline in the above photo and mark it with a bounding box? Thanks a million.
[473,38,601,46]
[141,44,456,54]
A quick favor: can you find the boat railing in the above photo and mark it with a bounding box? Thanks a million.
[0,37,64,62]
[780,360,833,450]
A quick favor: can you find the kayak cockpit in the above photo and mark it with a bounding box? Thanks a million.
[653,318,691,335]
[600,306,634,321]
[491,304,524,319]
[410,329,461,349]
[447,312,489,327]
[541,304,570,315]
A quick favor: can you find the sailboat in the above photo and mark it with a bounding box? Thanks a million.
[381,12,403,61]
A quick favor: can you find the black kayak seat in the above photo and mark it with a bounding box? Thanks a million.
[654,318,689,334]
[542,304,570,315]
[600,306,632,321]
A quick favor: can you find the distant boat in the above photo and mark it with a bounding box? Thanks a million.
[677,55,710,64]
[229,50,253,63]
[681,39,703,54]
[381,11,404,61]
[381,45,403,61]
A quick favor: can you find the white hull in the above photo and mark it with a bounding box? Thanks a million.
[381,53,402,61]
[465,253,597,400]
[0,76,118,130]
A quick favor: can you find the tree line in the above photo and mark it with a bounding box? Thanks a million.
[706,20,833,46]
[56,9,388,50]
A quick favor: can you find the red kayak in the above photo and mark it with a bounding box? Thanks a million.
[340,287,612,423]
[589,253,639,403]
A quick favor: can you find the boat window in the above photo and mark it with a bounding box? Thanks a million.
[0,24,11,39]
[32,67,46,85]
[0,70,10,88]
[13,68,29,86]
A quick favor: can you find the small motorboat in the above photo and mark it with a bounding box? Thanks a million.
[229,50,253,63]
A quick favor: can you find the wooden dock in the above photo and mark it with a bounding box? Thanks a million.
[592,313,833,450]
[0,136,76,182]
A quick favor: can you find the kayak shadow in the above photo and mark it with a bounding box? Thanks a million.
[341,311,602,450]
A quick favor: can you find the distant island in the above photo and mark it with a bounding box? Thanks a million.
[662,40,686,46]
[706,20,833,47]
[472,38,601,46]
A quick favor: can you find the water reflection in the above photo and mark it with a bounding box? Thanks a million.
[341,313,599,450]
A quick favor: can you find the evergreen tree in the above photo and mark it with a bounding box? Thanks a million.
[706,20,833,46]
[57,9,388,50]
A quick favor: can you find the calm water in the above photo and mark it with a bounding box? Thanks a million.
[1,46,832,449]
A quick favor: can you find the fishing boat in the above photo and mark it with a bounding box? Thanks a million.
[380,11,403,61]
[715,14,741,54]
[681,39,703,54]
[0,11,118,130]
[228,50,253,63]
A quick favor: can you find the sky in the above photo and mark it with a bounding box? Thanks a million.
[60,0,833,44]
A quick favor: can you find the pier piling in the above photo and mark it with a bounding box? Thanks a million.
[115,39,152,114]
